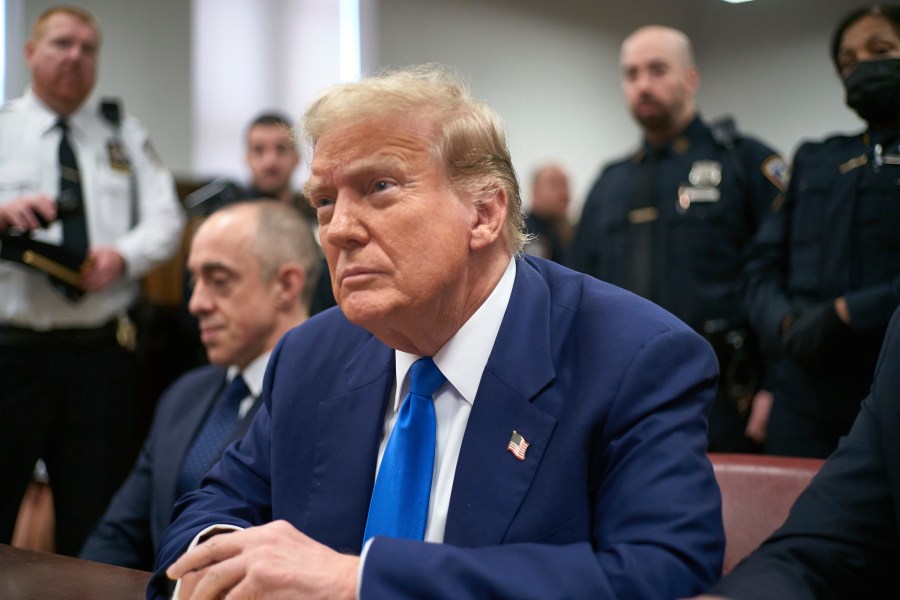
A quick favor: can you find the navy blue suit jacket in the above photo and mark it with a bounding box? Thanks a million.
[709,306,900,599]
[151,256,724,599]
[80,365,262,571]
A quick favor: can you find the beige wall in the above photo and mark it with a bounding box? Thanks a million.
[4,0,867,213]
[377,0,864,215]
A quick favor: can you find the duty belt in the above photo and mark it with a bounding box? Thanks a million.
[0,320,120,348]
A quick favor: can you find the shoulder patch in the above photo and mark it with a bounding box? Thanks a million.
[761,154,789,192]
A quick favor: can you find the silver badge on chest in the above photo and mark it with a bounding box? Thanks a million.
[678,160,722,212]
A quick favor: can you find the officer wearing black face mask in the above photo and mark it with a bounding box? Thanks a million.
[744,4,900,459]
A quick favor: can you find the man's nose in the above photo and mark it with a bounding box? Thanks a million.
[67,43,88,61]
[188,281,212,316]
[634,72,653,92]
[324,194,368,249]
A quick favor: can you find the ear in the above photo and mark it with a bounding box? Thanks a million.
[272,263,306,310]
[24,40,36,65]
[686,65,700,96]
[469,188,509,252]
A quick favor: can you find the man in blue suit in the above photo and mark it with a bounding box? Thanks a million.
[79,200,320,570]
[153,65,724,600]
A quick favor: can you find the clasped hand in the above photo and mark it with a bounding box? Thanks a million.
[167,520,359,600]
[781,299,851,369]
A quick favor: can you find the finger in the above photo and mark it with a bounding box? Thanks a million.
[33,201,57,224]
[167,542,220,580]
[168,532,241,580]
[176,569,205,600]
[12,206,40,231]
[189,554,246,600]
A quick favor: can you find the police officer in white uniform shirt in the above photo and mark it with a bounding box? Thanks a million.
[0,6,185,556]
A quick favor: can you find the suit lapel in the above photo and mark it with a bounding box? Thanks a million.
[153,368,226,540]
[158,372,225,504]
[302,337,395,553]
[444,258,559,547]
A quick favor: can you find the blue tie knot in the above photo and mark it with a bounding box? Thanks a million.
[409,357,445,397]
[221,374,250,410]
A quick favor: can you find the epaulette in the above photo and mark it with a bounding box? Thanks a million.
[99,97,123,127]
[709,115,747,186]
[710,116,739,149]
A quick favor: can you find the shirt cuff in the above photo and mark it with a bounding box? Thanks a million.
[171,524,243,600]
[356,537,375,600]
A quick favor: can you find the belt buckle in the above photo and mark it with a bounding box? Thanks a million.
[116,315,137,351]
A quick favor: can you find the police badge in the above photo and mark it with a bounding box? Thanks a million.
[689,160,723,187]
[107,140,132,173]
[678,160,722,211]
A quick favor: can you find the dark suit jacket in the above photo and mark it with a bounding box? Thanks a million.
[151,256,724,599]
[80,365,262,570]
[708,306,900,599]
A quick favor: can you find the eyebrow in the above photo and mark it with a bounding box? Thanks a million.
[306,156,406,197]
[192,261,238,279]
[841,31,897,54]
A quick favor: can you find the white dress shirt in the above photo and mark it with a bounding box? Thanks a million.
[380,257,517,542]
[0,89,185,329]
[354,258,517,597]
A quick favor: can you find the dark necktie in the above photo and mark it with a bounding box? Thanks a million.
[56,119,89,258]
[363,357,446,543]
[626,148,662,301]
[176,374,251,497]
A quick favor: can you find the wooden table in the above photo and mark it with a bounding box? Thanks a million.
[0,544,150,599]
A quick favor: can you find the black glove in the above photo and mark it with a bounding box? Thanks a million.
[781,301,851,369]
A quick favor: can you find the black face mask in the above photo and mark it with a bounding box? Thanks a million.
[844,58,900,126]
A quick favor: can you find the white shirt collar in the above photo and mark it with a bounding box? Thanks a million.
[25,87,90,134]
[394,257,516,409]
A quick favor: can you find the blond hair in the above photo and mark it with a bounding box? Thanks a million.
[32,5,102,45]
[302,64,525,254]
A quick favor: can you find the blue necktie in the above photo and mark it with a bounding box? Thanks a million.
[363,357,446,543]
[176,374,250,497]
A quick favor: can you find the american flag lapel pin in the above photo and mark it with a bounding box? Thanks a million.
[507,430,529,461]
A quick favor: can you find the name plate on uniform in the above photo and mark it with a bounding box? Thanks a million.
[628,206,659,225]
[678,184,721,211]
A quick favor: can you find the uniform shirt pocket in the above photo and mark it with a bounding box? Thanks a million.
[91,160,132,235]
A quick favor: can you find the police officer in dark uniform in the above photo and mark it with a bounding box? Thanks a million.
[744,5,900,459]
[570,25,787,452]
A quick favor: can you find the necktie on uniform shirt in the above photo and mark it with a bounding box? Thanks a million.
[627,147,662,302]
[56,119,89,258]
